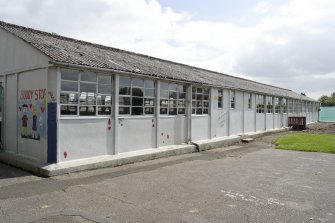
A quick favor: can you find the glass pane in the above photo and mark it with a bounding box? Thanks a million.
[61,81,78,91]
[61,106,77,115]
[145,89,155,97]
[144,98,155,106]
[169,100,177,107]
[97,95,112,105]
[204,94,209,100]
[160,108,168,114]
[80,82,96,93]
[80,92,96,105]
[160,90,169,98]
[168,108,177,115]
[196,94,202,100]
[145,80,154,88]
[192,108,196,114]
[132,97,143,106]
[196,108,202,114]
[178,85,186,93]
[98,84,112,94]
[160,82,169,90]
[169,91,177,99]
[203,101,209,107]
[81,72,97,82]
[119,86,131,95]
[179,93,186,99]
[192,87,196,92]
[178,100,185,107]
[119,76,131,86]
[203,108,209,114]
[132,78,144,87]
[169,83,178,91]
[178,108,185,115]
[79,106,96,116]
[132,88,144,97]
[192,101,196,107]
[160,99,168,107]
[61,69,79,81]
[192,93,196,100]
[144,107,154,115]
[98,106,111,115]
[119,107,130,115]
[196,101,202,107]
[98,75,112,84]
[203,88,209,94]
[119,97,131,106]
[132,107,143,115]
[197,88,203,93]
[60,93,78,104]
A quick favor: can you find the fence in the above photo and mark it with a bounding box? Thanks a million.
[319,107,335,122]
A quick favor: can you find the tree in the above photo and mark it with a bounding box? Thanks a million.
[319,92,335,106]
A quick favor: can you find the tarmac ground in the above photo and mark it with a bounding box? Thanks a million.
[1,138,335,223]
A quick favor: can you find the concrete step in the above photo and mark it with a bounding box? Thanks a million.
[241,138,254,143]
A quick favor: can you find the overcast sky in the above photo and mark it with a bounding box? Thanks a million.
[1,0,334,100]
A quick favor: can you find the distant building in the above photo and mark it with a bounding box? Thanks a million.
[0,21,319,174]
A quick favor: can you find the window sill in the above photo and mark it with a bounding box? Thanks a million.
[60,116,112,120]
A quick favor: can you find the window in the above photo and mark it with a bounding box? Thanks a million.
[118,76,155,115]
[230,90,235,109]
[60,69,112,116]
[266,96,273,113]
[192,87,209,115]
[274,97,280,113]
[294,100,300,113]
[247,93,252,109]
[288,99,293,113]
[160,82,186,115]
[256,95,264,113]
[218,89,223,109]
[282,98,287,113]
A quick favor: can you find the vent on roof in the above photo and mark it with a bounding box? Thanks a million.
[134,68,141,73]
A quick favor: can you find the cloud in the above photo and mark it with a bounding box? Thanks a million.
[0,0,334,99]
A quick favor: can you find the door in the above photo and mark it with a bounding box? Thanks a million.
[0,84,4,149]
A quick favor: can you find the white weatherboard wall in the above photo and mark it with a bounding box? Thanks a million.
[266,114,274,130]
[118,117,155,153]
[256,114,265,131]
[192,116,210,141]
[159,116,187,146]
[4,74,17,153]
[17,68,48,163]
[229,91,243,135]
[0,28,50,73]
[59,118,113,161]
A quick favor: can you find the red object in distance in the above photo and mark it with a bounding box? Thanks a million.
[64,151,68,158]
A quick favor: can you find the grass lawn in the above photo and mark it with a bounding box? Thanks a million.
[276,133,335,153]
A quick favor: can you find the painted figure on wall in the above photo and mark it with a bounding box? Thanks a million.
[18,88,46,141]
[21,104,29,137]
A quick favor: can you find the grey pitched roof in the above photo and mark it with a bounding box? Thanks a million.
[0,20,315,101]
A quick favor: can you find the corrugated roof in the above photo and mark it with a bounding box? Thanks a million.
[0,20,316,101]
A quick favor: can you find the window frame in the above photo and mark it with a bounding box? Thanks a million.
[192,86,210,115]
[118,76,156,116]
[160,81,187,116]
[256,94,264,114]
[230,90,235,109]
[247,93,252,109]
[60,69,113,117]
[218,89,223,109]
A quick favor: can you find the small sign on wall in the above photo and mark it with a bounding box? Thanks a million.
[213,96,218,100]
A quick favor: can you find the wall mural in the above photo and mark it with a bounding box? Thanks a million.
[18,89,47,140]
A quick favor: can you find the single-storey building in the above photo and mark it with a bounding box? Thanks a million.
[0,21,319,175]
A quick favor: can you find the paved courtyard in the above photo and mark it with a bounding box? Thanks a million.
[1,141,335,223]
